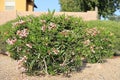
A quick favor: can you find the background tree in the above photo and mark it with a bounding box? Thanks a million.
[108,15,120,21]
[59,0,80,12]
[59,0,120,18]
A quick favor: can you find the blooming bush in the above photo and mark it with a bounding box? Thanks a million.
[81,27,115,63]
[6,12,115,75]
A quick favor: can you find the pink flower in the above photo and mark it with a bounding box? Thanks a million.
[60,30,70,36]
[41,25,46,32]
[52,48,59,55]
[6,38,17,45]
[18,20,26,24]
[26,43,32,48]
[12,20,26,27]
[48,22,57,30]
[83,39,90,46]
[18,56,27,72]
[17,29,29,38]
[90,46,95,53]
[86,28,100,36]
[18,56,27,66]
[40,20,46,24]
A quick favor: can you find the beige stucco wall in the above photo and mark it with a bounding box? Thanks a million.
[0,11,98,25]
[0,0,4,11]
[0,11,16,25]
[15,0,26,11]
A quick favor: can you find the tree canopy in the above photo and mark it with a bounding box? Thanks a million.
[59,0,120,18]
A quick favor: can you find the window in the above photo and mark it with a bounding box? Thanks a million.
[5,0,15,10]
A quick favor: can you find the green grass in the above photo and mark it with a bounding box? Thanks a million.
[86,20,120,37]
[0,20,16,35]
[0,21,14,53]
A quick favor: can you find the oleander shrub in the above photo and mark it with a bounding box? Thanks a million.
[86,21,120,53]
[6,13,85,75]
[81,27,115,63]
[5,12,115,75]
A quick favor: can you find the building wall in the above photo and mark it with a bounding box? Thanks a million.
[0,10,98,25]
[15,0,26,11]
[0,0,34,11]
[0,0,4,11]
[27,1,34,11]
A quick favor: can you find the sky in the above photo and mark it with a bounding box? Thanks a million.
[34,0,120,15]
[34,0,60,12]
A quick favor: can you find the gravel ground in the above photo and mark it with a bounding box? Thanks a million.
[0,54,120,80]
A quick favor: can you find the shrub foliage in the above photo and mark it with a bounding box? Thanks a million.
[6,12,115,75]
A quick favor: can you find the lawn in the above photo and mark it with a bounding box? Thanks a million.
[0,21,14,53]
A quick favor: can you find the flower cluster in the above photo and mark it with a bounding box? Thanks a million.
[48,22,57,30]
[12,20,26,27]
[18,56,27,72]
[17,29,29,38]
[41,25,47,32]
[18,56,27,68]
[60,30,70,36]
[18,56,27,65]
[86,28,100,36]
[41,22,57,31]
[40,20,46,24]
[83,39,90,46]
[6,38,17,45]
[52,48,59,55]
[90,45,95,53]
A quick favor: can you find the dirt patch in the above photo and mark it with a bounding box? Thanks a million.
[0,54,120,80]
